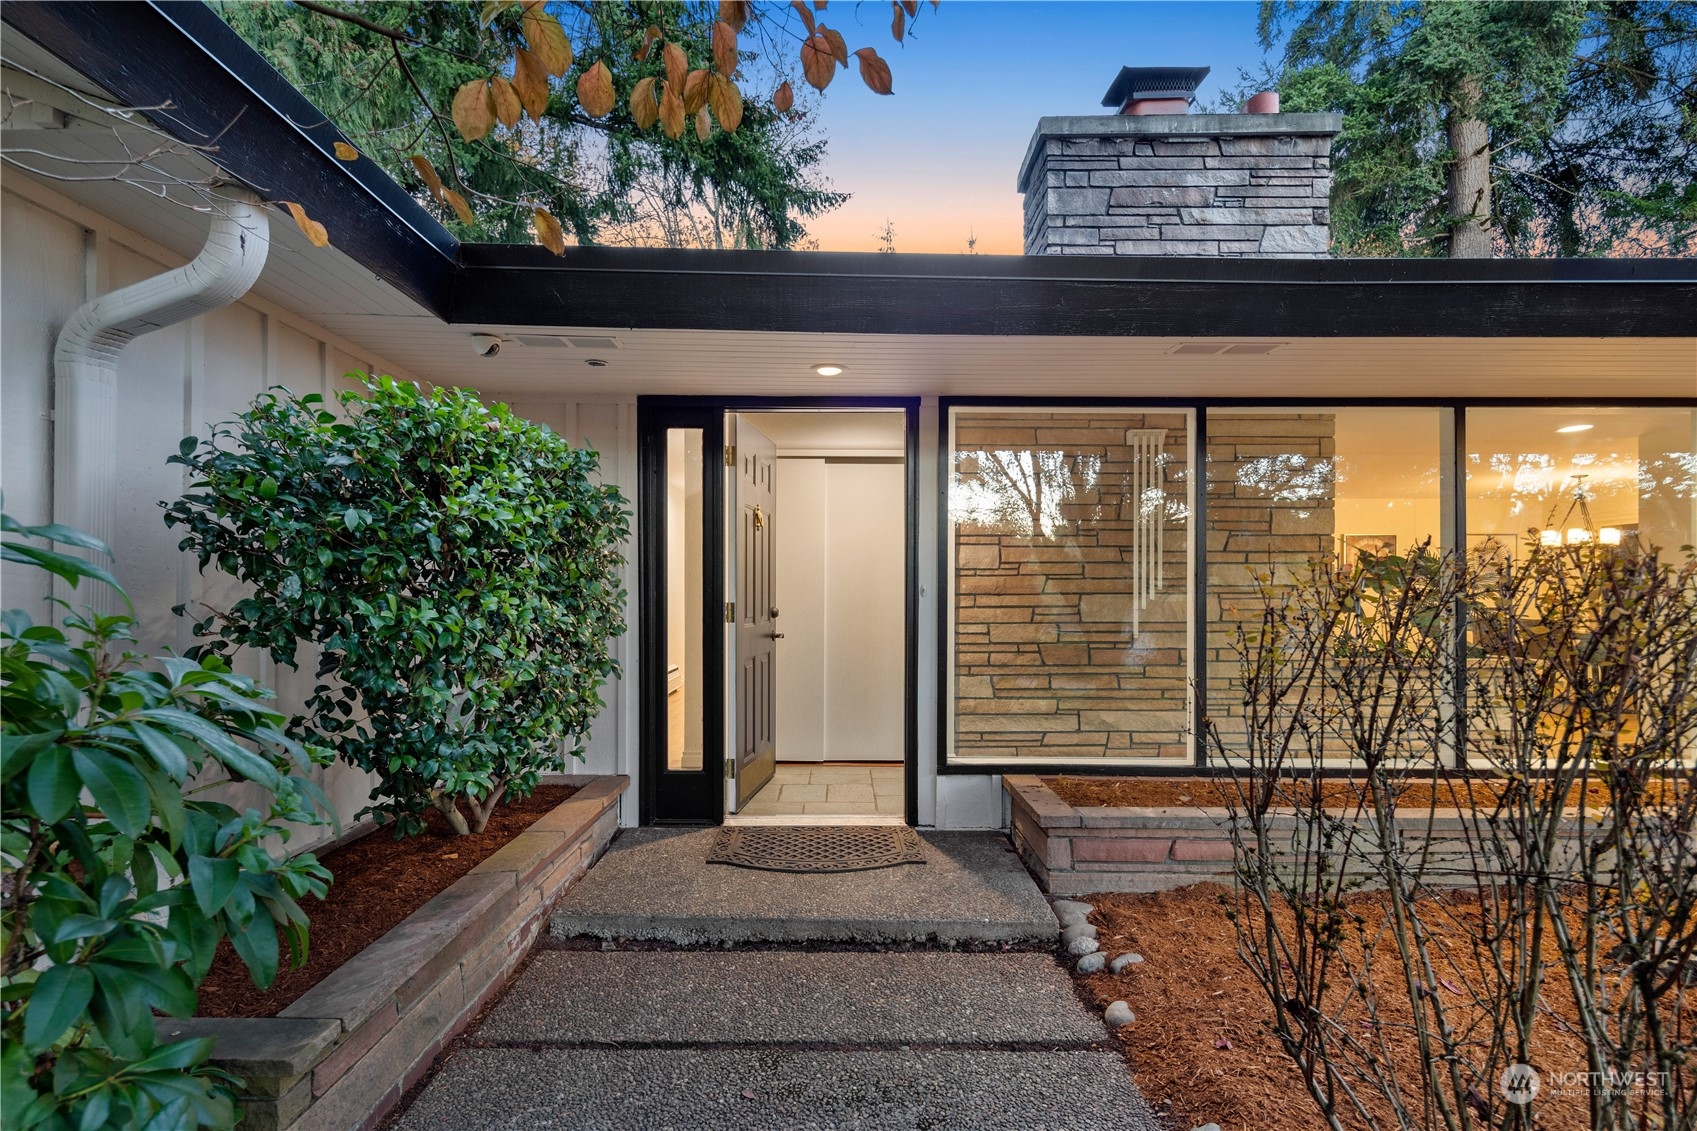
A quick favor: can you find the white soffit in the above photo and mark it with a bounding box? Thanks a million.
[325,318,1697,400]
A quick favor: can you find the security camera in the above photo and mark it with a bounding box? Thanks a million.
[470,333,504,358]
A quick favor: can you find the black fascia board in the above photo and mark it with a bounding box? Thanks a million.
[1,0,458,316]
[451,244,1697,338]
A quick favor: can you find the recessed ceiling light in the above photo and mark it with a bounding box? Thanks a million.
[813,364,845,376]
[1556,424,1593,433]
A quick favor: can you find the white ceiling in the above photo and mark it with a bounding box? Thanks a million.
[741,410,907,452]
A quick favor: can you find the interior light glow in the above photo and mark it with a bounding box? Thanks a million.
[1540,530,1563,547]
[1599,527,1622,546]
[812,364,845,376]
[1556,423,1593,433]
[1567,527,1593,545]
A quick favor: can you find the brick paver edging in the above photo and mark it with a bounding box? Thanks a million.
[1005,774,1580,897]
[158,775,628,1131]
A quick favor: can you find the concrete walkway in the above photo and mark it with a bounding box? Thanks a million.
[388,831,1159,1130]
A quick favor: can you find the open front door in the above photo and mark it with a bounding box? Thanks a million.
[727,414,778,812]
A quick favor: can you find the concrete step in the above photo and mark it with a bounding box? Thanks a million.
[550,829,1056,946]
[475,951,1103,1046]
[390,1047,1156,1131]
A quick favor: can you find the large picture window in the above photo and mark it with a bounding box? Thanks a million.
[1205,409,1450,760]
[946,408,1193,764]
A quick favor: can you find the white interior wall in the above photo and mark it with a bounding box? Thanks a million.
[0,179,409,849]
[822,460,906,760]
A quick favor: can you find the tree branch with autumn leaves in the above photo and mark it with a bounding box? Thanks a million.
[284,0,931,254]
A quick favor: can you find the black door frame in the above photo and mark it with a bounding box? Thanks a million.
[636,395,921,826]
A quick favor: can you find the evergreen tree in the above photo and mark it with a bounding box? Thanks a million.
[1258,1,1696,256]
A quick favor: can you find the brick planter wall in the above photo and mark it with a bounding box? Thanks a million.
[158,776,626,1131]
[1005,775,1582,897]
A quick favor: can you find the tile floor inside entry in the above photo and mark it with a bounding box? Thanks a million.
[734,762,904,819]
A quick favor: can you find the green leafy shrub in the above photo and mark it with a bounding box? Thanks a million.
[163,376,629,836]
[1,515,332,1130]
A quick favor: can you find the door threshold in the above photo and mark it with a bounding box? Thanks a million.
[723,814,908,827]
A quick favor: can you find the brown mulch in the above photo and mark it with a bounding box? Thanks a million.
[196,785,577,1018]
[1045,774,1671,811]
[1077,884,1605,1131]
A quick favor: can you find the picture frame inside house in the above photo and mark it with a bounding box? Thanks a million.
[1466,532,1518,569]
[1341,533,1398,561]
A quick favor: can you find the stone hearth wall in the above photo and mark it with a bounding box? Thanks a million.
[1204,413,1338,750]
[951,411,1190,761]
[1017,113,1343,257]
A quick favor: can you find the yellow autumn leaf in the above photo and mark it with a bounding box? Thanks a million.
[820,26,848,65]
[631,76,659,130]
[663,41,687,91]
[709,72,743,132]
[522,9,573,77]
[410,155,444,202]
[801,35,835,91]
[282,201,329,247]
[712,19,738,76]
[660,83,685,139]
[718,0,749,31]
[442,189,476,226]
[774,80,794,113]
[512,47,550,121]
[577,60,616,119]
[491,76,523,129]
[855,47,893,95]
[451,79,495,141]
[534,207,566,254]
[333,141,359,162]
[683,69,711,116]
[695,105,711,141]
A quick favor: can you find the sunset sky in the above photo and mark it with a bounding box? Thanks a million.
[797,1,1270,254]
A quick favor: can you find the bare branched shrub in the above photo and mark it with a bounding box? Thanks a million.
[1211,539,1697,1131]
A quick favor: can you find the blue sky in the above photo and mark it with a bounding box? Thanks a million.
[799,1,1273,253]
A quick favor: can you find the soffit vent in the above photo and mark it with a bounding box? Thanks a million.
[1165,342,1287,356]
[511,334,624,349]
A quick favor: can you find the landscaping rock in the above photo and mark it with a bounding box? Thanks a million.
[1075,952,1106,974]
[1109,953,1144,973]
[1065,934,1100,957]
[1050,899,1093,918]
[1060,923,1098,947]
[1103,1001,1134,1027]
[1192,1124,1223,1131]
[1055,908,1090,929]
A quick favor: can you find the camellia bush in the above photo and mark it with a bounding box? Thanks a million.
[164,376,629,836]
[1,514,331,1130]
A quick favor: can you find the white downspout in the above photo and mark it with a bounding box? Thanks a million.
[52,186,270,609]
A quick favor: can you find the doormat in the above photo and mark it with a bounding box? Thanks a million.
[707,826,928,873]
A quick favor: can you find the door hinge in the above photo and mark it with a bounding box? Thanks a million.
[724,760,734,780]
[724,445,736,467]
[725,601,735,623]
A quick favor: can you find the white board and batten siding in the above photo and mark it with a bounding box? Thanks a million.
[2,179,399,849]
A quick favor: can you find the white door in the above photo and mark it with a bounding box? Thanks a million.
[726,414,779,812]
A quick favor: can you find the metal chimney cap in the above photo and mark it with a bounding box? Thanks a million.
[1101,65,1211,109]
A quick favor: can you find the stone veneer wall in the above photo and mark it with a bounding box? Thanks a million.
[952,411,1189,761]
[1204,414,1337,749]
[1017,113,1343,257]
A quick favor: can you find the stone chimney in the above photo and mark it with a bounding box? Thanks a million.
[1018,67,1343,257]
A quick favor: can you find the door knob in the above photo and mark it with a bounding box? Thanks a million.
[767,632,785,639]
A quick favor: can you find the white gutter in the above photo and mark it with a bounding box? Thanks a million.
[52,186,270,608]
